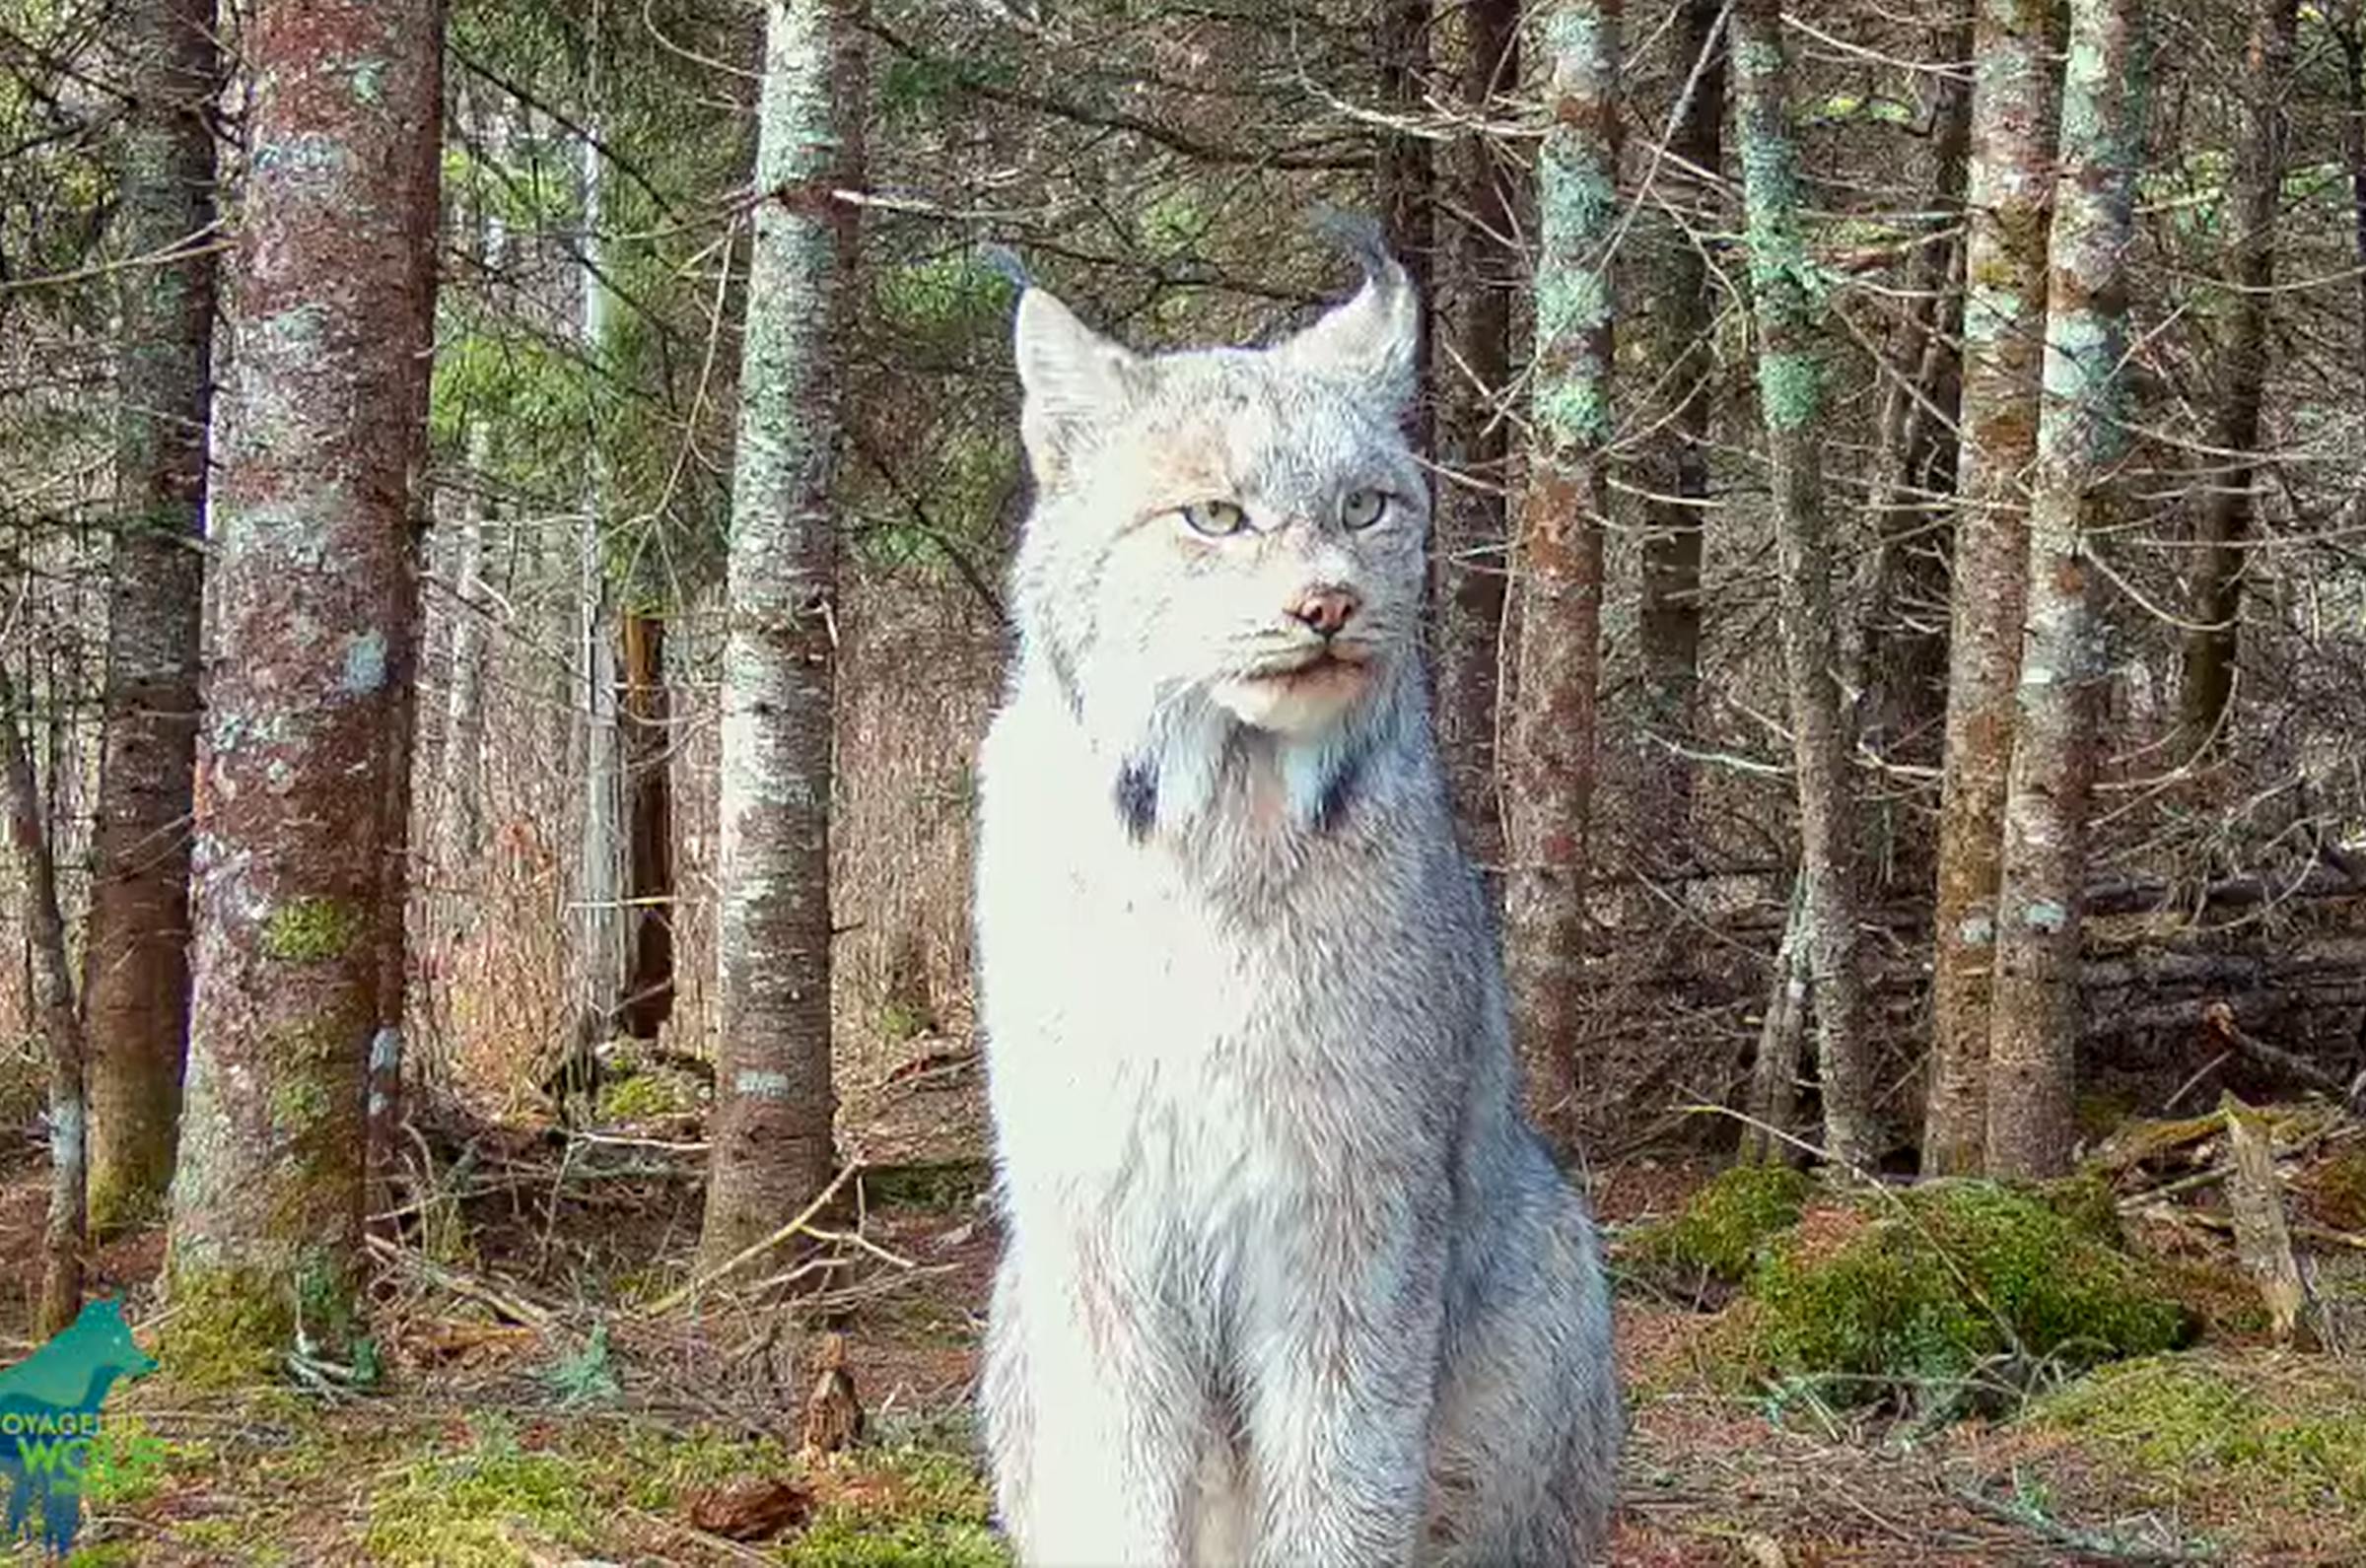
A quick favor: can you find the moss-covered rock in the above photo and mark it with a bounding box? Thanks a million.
[1630,1163,1815,1283]
[1733,1182,2191,1408]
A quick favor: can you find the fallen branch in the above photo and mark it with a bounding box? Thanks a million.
[643,1161,860,1316]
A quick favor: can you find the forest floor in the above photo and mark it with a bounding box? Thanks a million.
[0,1068,2361,1566]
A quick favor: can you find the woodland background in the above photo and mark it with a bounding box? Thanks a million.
[4,0,2366,1562]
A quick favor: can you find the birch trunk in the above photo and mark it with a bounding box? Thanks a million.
[1635,0,1724,863]
[2176,0,2298,760]
[577,126,626,1046]
[1429,0,1518,870]
[1,658,89,1336]
[1984,0,2149,1180]
[1732,0,1878,1167]
[698,0,867,1267]
[164,0,443,1367]
[1921,0,2057,1175]
[1503,0,1619,1138]
[84,0,218,1236]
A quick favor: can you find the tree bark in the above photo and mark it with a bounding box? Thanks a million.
[1,658,89,1337]
[1921,0,2058,1175]
[1503,0,1619,1138]
[165,0,443,1368]
[1848,12,1972,832]
[1984,0,2148,1181]
[1741,874,1808,1165]
[576,126,627,1047]
[1732,0,1878,1168]
[1377,0,1433,449]
[84,0,218,1237]
[1430,0,1517,869]
[2343,3,2366,338]
[1635,0,1724,864]
[699,0,867,1268]
[2175,0,2298,760]
[619,609,674,1041]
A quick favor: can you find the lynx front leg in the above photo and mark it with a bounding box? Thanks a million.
[1239,1223,1445,1568]
[984,1245,1204,1567]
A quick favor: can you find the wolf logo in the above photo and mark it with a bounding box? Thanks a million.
[0,1298,158,1555]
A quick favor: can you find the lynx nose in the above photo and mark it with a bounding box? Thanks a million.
[1287,584,1361,639]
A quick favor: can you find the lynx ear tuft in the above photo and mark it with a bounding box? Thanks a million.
[1276,210,1422,416]
[1013,287,1141,486]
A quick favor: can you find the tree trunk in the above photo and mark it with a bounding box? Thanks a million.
[1848,12,1973,859]
[1502,0,1619,1138]
[619,609,674,1041]
[1377,0,1433,447]
[2344,3,2366,338]
[576,127,627,1048]
[1,658,89,1337]
[1429,0,1518,870]
[1741,874,1808,1165]
[699,0,867,1268]
[1921,0,2058,1176]
[2175,0,2298,760]
[84,0,218,1238]
[164,0,443,1370]
[1984,0,2148,1181]
[1732,0,1878,1168]
[438,477,489,866]
[1635,0,1724,865]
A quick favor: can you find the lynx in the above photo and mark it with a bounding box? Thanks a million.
[973,220,1621,1568]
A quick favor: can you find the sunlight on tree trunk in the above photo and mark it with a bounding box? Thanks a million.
[1986,0,2150,1181]
[699,0,868,1269]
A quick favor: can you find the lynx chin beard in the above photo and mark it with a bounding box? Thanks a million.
[1211,648,1380,735]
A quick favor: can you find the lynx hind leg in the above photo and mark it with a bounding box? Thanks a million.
[1427,1177,1621,1566]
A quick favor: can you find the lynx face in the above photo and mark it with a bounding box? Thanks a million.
[1009,239,1427,754]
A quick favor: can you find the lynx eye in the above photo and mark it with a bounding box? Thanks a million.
[1341,488,1388,530]
[1180,499,1249,537]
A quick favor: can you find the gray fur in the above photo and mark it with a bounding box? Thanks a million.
[974,232,1622,1567]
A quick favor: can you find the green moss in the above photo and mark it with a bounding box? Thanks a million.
[161,1266,294,1387]
[1534,378,1611,445]
[1738,1183,2190,1409]
[1635,1164,1814,1281]
[2033,1355,2366,1519]
[781,1443,1009,1568]
[260,897,365,963]
[78,1417,177,1510]
[363,1421,598,1567]
[593,1071,689,1123]
[86,1162,167,1239]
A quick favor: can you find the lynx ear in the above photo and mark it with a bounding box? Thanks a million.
[1274,212,1421,417]
[1014,288,1141,486]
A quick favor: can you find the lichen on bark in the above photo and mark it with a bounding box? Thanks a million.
[162,0,445,1370]
[1502,0,1621,1139]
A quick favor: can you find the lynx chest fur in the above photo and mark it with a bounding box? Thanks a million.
[973,226,1621,1568]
